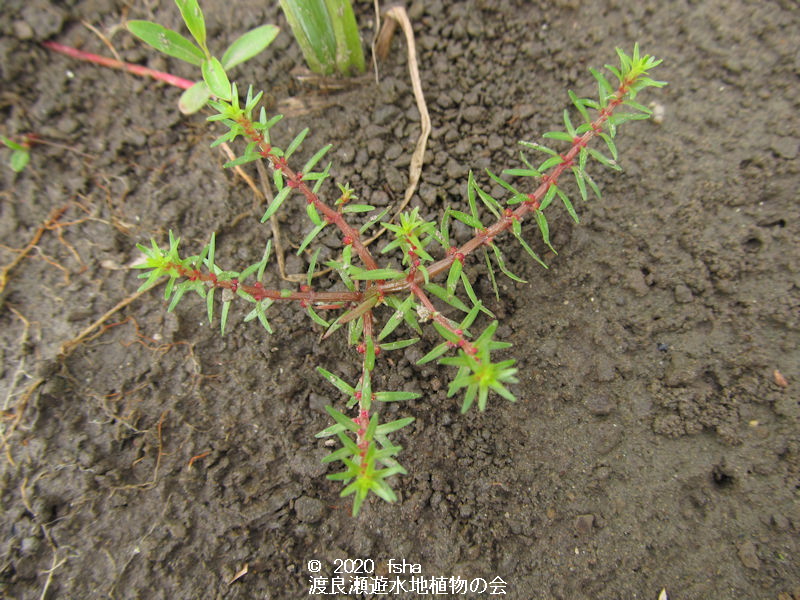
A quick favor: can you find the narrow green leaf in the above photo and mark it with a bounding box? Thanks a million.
[306,305,331,327]
[417,342,450,365]
[503,167,541,178]
[317,367,355,396]
[371,479,398,503]
[423,283,470,313]
[467,171,481,220]
[590,68,614,103]
[316,423,347,439]
[257,240,272,281]
[579,145,588,171]
[303,143,332,173]
[448,210,483,229]
[487,168,525,196]
[379,338,419,351]
[600,132,618,160]
[311,163,331,192]
[519,141,559,156]
[348,267,405,281]
[538,155,564,172]
[364,335,376,372]
[460,384,477,413]
[378,295,414,341]
[346,314,363,346]
[127,20,205,65]
[490,243,526,283]
[297,222,326,254]
[473,182,502,219]
[557,185,579,223]
[359,207,390,234]
[223,151,260,168]
[325,405,359,432]
[175,0,207,51]
[206,286,215,324]
[306,202,322,226]
[243,300,273,333]
[459,301,483,331]
[483,249,500,300]
[261,186,292,222]
[206,233,216,271]
[571,167,588,204]
[210,127,237,149]
[609,112,651,126]
[375,417,415,435]
[543,131,573,142]
[511,220,548,269]
[1,136,24,151]
[446,260,463,296]
[374,391,421,403]
[534,211,556,253]
[342,204,376,214]
[583,169,602,200]
[563,109,577,137]
[220,300,231,334]
[540,183,558,211]
[285,128,309,158]
[569,90,591,123]
[588,147,621,171]
[306,247,321,286]
[335,296,380,327]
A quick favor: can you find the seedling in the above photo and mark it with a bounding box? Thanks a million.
[127,0,278,113]
[130,2,665,515]
[1,135,32,172]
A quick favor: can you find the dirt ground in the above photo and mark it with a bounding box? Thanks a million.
[1,0,798,598]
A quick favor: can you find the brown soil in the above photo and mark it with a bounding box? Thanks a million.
[1,0,798,599]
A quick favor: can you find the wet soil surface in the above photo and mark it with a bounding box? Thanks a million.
[1,0,798,598]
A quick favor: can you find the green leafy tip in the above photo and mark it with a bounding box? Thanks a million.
[438,321,518,413]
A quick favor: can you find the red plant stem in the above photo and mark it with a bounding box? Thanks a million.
[409,281,477,355]
[168,262,362,304]
[381,78,634,295]
[235,117,380,271]
[42,40,195,90]
[357,311,375,442]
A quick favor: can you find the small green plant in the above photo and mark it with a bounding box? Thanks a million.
[1,135,32,172]
[130,2,665,515]
[279,0,365,76]
[127,0,278,113]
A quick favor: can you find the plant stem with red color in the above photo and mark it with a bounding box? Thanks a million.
[42,40,195,89]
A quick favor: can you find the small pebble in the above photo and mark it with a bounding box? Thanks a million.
[13,20,34,40]
[512,103,536,121]
[738,540,760,570]
[771,513,790,531]
[462,106,484,124]
[294,496,326,523]
[574,514,595,535]
[585,396,616,416]
[771,137,798,159]
[674,283,693,303]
